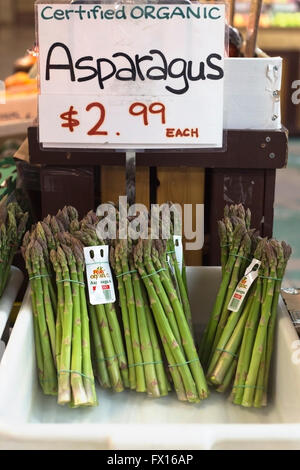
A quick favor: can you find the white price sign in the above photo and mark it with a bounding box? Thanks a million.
[37,2,226,149]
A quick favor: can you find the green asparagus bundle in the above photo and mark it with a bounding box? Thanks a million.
[0,197,28,296]
[133,238,208,403]
[111,239,169,397]
[24,203,206,406]
[153,201,193,333]
[74,207,169,397]
[73,223,129,394]
[230,240,291,408]
[23,238,57,396]
[80,204,204,402]
[200,204,291,407]
[23,207,98,407]
[199,204,253,369]
[50,233,97,407]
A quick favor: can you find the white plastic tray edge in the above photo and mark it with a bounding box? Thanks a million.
[0,266,24,341]
[1,267,300,450]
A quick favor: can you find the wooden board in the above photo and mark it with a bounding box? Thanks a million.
[157,167,205,267]
[28,127,288,169]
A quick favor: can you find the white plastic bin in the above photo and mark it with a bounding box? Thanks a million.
[0,266,24,361]
[0,267,300,450]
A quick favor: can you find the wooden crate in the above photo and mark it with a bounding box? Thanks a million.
[27,126,288,267]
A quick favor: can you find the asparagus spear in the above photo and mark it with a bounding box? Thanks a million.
[104,301,129,389]
[200,224,245,368]
[151,242,208,400]
[30,242,57,396]
[74,243,98,406]
[112,247,136,391]
[242,244,276,407]
[118,240,146,393]
[134,240,199,403]
[261,241,291,406]
[89,304,111,388]
[94,303,124,393]
[50,250,63,369]
[231,277,262,405]
[131,265,160,397]
[141,284,169,397]
[56,246,73,405]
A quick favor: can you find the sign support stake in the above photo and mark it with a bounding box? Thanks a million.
[126,151,136,206]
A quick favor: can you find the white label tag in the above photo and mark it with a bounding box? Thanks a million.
[84,245,116,306]
[174,236,183,275]
[228,258,261,312]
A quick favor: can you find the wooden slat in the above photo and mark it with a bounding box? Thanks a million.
[101,166,124,205]
[157,167,205,267]
[40,166,94,219]
[101,166,149,207]
[28,127,288,169]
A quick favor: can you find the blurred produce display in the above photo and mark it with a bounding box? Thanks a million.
[234,0,300,28]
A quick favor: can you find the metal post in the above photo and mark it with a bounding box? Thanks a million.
[126,151,136,206]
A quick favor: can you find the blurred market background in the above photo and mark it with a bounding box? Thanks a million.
[0,0,300,286]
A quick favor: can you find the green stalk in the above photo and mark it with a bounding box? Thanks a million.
[242,247,276,407]
[200,224,245,368]
[166,244,182,305]
[36,223,57,311]
[119,242,146,393]
[40,257,56,363]
[78,269,97,406]
[231,278,262,405]
[262,242,290,406]
[31,286,45,390]
[89,304,111,388]
[169,238,193,334]
[64,246,88,407]
[26,254,45,389]
[134,241,198,403]
[216,353,238,394]
[253,335,267,408]
[114,256,136,390]
[95,304,124,392]
[141,285,169,397]
[210,233,251,360]
[152,244,208,400]
[57,247,73,404]
[132,267,160,397]
[218,220,228,277]
[143,241,182,349]
[50,250,63,369]
[182,260,188,294]
[31,243,57,396]
[207,285,255,379]
[209,294,254,386]
[104,302,129,389]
